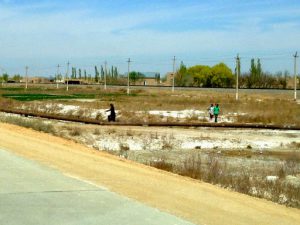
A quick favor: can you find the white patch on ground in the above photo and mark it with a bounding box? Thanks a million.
[18,103,245,123]
[72,99,97,102]
[57,104,80,114]
[87,127,300,152]
[9,103,299,152]
[148,110,205,119]
[181,139,237,149]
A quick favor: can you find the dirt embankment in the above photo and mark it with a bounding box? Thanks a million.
[0,122,300,225]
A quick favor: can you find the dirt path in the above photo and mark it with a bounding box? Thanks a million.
[0,122,300,225]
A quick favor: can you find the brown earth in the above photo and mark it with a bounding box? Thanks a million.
[0,122,300,225]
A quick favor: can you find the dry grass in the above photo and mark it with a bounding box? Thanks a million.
[1,86,299,125]
[93,128,101,135]
[0,114,55,134]
[148,150,300,208]
[67,126,82,136]
[149,158,174,172]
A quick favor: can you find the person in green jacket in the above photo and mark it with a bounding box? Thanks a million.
[213,104,220,123]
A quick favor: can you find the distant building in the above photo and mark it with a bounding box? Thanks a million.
[286,76,299,89]
[135,72,161,86]
[164,72,175,86]
[20,77,51,84]
[135,77,158,86]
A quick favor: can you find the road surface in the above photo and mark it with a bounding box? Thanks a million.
[0,123,300,225]
[0,148,194,225]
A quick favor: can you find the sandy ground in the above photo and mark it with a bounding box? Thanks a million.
[61,122,300,152]
[1,122,300,225]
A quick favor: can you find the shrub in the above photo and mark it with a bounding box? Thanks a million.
[0,115,55,134]
[69,127,82,136]
[180,152,202,179]
[93,128,101,135]
[149,159,173,172]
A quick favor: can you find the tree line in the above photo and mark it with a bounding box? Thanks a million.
[0,59,297,88]
[175,59,295,89]
[175,62,234,87]
[68,65,120,84]
[0,74,22,83]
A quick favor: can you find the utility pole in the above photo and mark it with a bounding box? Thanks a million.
[104,61,107,90]
[127,58,131,95]
[172,56,176,92]
[0,67,5,87]
[293,52,298,101]
[56,64,60,89]
[235,54,240,101]
[66,61,70,91]
[25,66,28,90]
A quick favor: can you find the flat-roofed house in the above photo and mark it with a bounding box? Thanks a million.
[135,72,161,86]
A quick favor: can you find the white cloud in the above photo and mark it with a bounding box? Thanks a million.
[0,1,299,75]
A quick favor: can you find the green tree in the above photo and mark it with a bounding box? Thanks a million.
[78,69,81,79]
[71,67,77,79]
[84,70,87,80]
[155,73,160,84]
[2,73,9,82]
[257,59,262,78]
[71,67,75,79]
[249,58,257,88]
[211,63,234,87]
[94,66,99,82]
[175,61,190,86]
[129,71,145,84]
[113,67,118,78]
[249,58,263,87]
[256,59,263,87]
[101,66,104,80]
[12,74,22,82]
[188,65,212,87]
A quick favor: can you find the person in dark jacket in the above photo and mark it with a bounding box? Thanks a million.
[214,103,220,123]
[106,104,116,122]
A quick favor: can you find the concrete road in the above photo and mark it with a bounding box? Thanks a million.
[0,148,194,225]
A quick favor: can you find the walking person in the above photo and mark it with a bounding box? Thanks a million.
[106,103,116,122]
[213,103,220,123]
[208,103,214,121]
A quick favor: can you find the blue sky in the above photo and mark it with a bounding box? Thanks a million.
[0,0,300,76]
